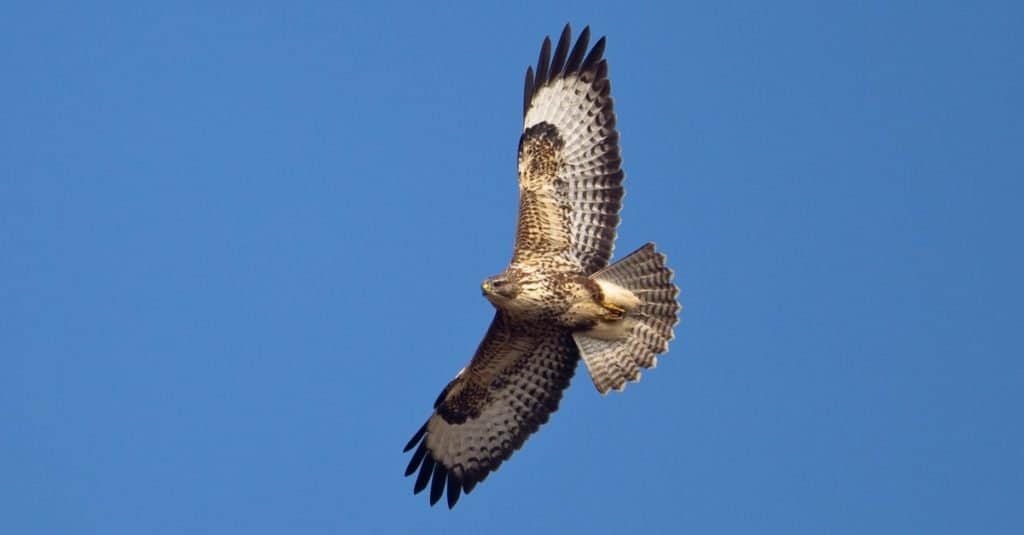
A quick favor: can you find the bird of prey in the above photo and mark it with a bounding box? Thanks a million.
[404,24,681,509]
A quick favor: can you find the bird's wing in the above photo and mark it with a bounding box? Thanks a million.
[513,24,624,274]
[403,312,579,508]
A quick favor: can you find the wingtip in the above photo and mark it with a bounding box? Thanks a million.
[535,36,552,86]
[524,25,611,120]
[523,66,535,117]
[404,441,428,477]
[582,36,607,74]
[403,422,427,452]
[429,462,447,506]
[413,454,434,494]
[446,474,462,509]
[550,25,573,77]
[564,26,590,74]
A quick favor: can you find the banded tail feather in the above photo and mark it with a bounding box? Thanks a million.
[573,243,680,394]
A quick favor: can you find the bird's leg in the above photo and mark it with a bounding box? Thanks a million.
[595,280,642,322]
[601,301,626,320]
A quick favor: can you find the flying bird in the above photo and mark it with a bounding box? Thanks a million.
[404,24,681,509]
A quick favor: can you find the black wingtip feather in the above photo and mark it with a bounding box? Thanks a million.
[403,422,427,452]
[433,380,456,408]
[565,26,590,74]
[549,25,572,77]
[405,441,428,477]
[429,462,447,506]
[414,454,434,494]
[535,36,551,87]
[524,27,609,118]
[446,474,462,509]
[581,36,606,71]
[523,67,534,118]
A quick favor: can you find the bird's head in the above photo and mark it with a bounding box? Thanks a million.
[481,275,520,303]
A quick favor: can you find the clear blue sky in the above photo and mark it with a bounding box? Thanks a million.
[3,1,1022,533]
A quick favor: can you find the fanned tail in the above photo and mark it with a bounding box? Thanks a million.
[572,243,680,394]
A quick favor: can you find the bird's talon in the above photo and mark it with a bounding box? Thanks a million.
[604,302,626,319]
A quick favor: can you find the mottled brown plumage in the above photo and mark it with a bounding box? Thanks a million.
[404,25,681,509]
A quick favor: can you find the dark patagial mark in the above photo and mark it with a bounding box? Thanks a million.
[437,379,491,425]
[519,121,565,154]
[518,121,567,188]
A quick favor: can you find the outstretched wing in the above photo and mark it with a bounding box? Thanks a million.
[403,312,579,508]
[513,24,624,275]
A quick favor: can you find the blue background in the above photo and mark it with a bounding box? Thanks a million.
[4,2,1022,533]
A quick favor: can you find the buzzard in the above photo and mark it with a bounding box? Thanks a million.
[404,25,681,508]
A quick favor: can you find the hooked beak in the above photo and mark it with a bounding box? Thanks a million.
[482,277,519,300]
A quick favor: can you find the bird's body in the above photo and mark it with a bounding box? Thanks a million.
[484,262,615,325]
[404,25,681,508]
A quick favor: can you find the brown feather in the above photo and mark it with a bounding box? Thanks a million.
[403,312,578,507]
[515,25,623,274]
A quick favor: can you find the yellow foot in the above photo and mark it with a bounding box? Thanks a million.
[602,302,626,320]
